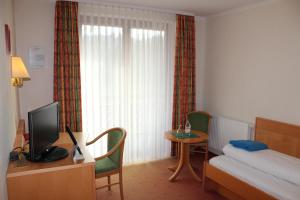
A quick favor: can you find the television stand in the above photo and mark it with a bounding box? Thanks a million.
[40,146,69,162]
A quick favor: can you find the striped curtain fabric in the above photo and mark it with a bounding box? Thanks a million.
[54,1,82,132]
[172,15,196,154]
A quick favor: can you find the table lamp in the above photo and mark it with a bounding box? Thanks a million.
[11,56,30,87]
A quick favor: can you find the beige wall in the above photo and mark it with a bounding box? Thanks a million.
[0,0,19,199]
[204,0,300,125]
[14,0,55,131]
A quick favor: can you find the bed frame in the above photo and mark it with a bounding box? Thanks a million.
[203,117,300,200]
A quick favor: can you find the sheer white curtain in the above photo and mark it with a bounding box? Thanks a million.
[79,3,175,164]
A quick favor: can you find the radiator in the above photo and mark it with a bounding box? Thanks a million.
[208,115,254,155]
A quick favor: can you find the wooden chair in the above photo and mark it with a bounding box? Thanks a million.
[187,111,211,161]
[86,128,127,200]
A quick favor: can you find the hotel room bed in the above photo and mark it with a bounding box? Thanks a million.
[222,143,300,186]
[203,117,300,200]
[210,155,300,200]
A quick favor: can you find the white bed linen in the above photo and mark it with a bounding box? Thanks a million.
[223,144,300,186]
[210,155,300,200]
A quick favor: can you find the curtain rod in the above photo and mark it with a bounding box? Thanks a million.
[52,0,197,16]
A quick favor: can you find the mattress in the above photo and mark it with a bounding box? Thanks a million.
[223,144,300,186]
[210,155,300,200]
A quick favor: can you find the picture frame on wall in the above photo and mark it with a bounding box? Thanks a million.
[5,24,11,55]
[29,46,45,68]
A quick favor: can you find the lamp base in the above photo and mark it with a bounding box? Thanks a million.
[11,78,23,87]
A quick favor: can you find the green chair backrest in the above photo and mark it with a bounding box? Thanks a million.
[187,111,211,134]
[107,129,124,167]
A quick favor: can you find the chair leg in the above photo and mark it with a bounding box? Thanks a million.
[204,144,208,161]
[119,172,124,200]
[108,176,111,191]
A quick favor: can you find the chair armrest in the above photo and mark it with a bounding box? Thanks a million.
[87,127,127,161]
[94,139,125,161]
[86,131,109,146]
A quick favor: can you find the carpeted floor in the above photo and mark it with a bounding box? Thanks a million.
[96,154,225,200]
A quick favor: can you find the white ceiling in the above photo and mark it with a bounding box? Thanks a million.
[96,0,269,16]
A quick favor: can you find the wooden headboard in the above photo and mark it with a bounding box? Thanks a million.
[255,117,300,158]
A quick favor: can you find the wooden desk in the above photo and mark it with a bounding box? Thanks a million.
[165,130,208,182]
[7,131,96,200]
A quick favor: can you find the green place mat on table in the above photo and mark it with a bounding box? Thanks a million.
[171,131,199,139]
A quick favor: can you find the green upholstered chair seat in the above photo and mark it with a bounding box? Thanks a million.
[95,157,119,174]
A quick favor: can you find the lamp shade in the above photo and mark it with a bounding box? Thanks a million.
[11,56,30,78]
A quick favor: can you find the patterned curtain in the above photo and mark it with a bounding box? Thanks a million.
[172,15,196,155]
[54,1,82,132]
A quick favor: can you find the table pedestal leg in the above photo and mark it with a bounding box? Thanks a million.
[168,142,202,182]
[168,163,179,172]
[168,142,184,182]
[187,162,202,182]
[168,143,181,172]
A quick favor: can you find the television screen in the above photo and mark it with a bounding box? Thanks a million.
[28,102,59,161]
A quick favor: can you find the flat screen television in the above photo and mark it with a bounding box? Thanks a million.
[28,102,68,162]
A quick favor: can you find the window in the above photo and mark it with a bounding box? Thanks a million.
[80,9,175,164]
